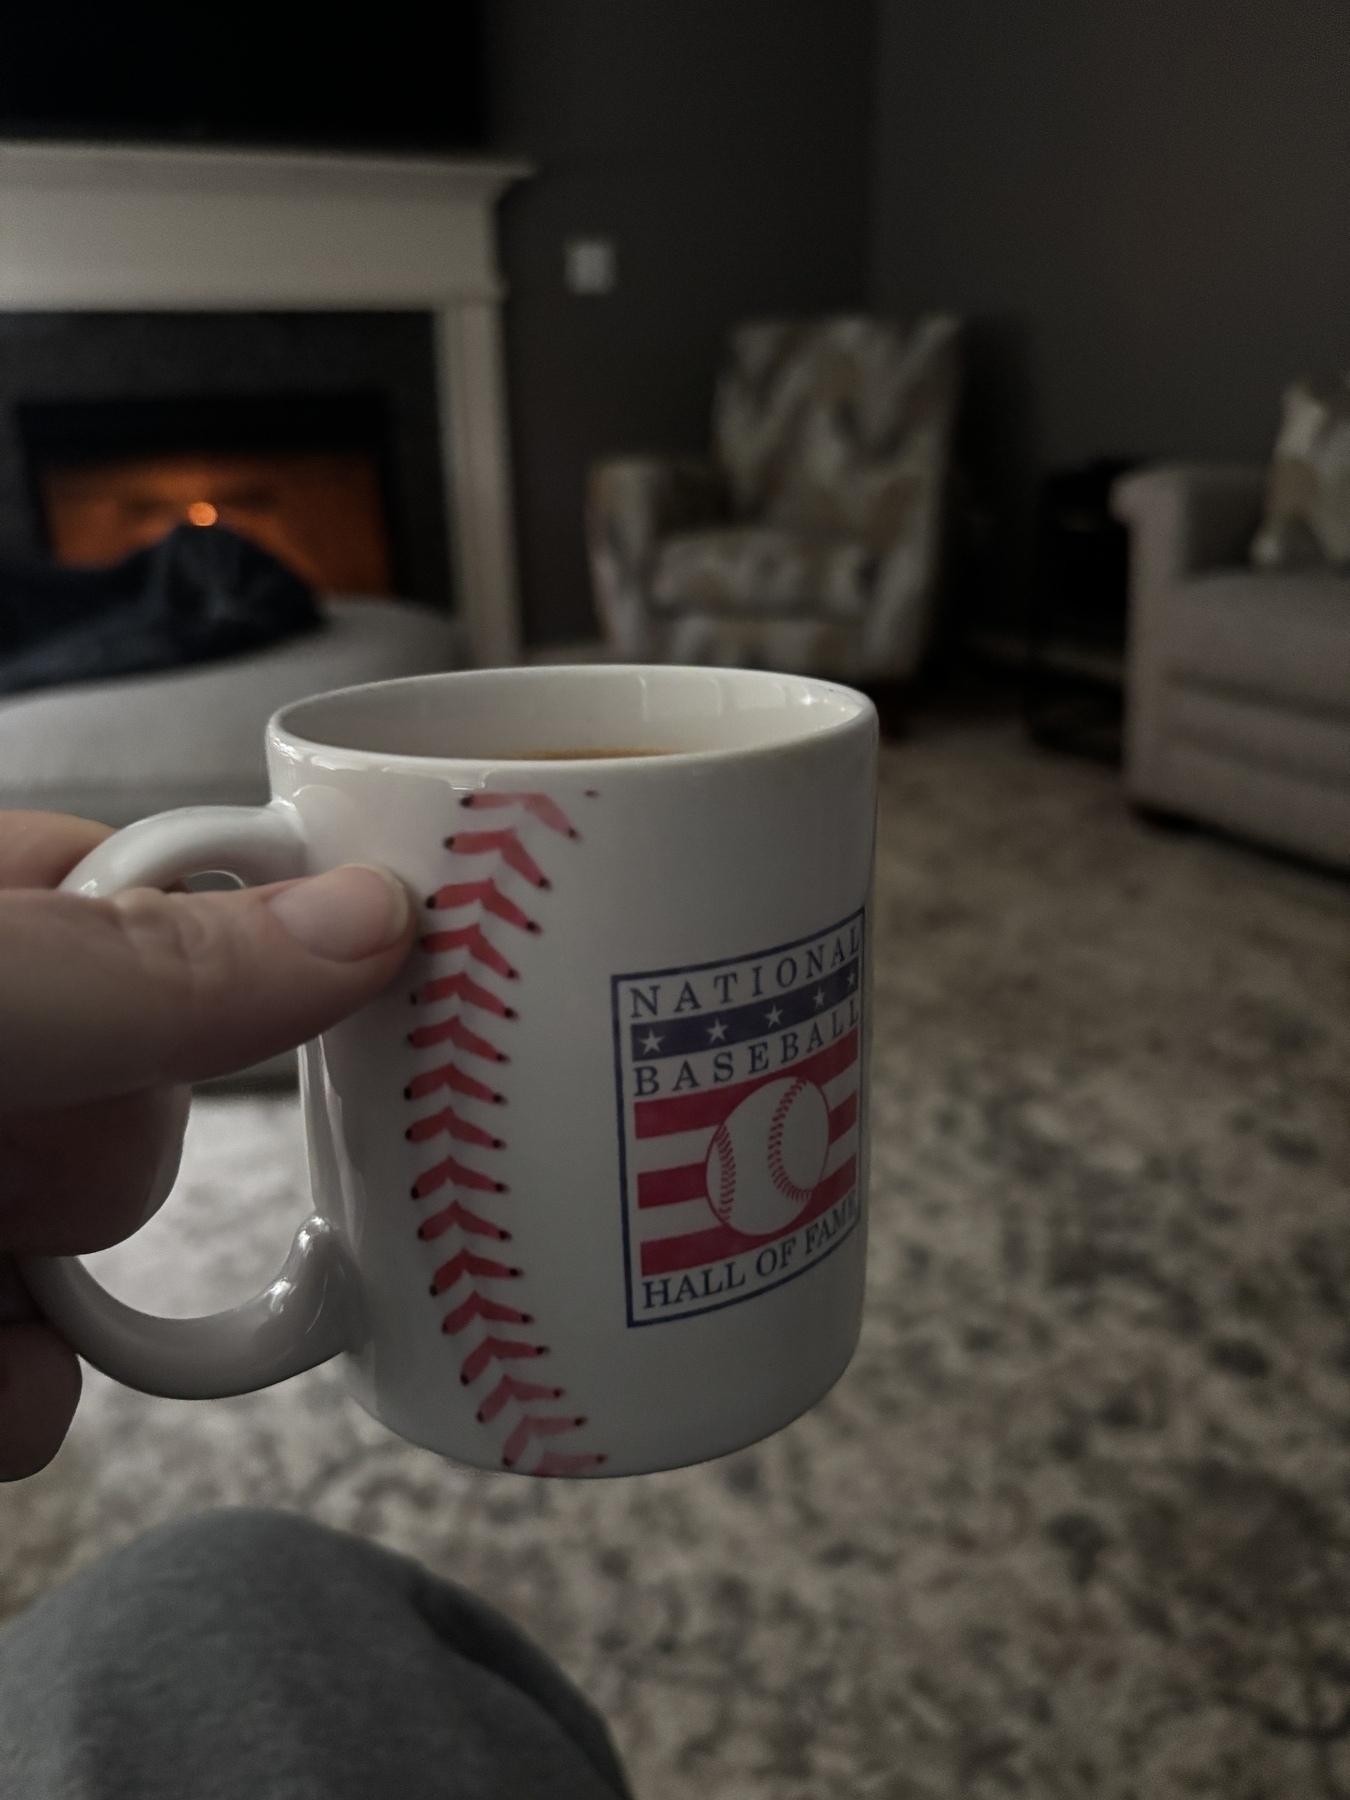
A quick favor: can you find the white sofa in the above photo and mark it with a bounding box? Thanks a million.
[0,596,462,825]
[1113,466,1350,870]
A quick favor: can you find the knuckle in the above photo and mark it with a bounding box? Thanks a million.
[105,889,246,1040]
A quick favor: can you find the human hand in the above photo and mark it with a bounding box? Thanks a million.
[0,811,416,1480]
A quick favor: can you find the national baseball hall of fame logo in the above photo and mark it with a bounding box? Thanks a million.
[611,908,864,1327]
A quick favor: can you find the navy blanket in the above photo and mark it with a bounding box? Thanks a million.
[0,524,322,697]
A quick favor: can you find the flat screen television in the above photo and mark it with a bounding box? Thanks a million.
[0,1,487,155]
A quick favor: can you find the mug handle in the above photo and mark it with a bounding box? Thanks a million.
[18,805,366,1400]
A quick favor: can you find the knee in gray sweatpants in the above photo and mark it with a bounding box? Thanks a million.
[0,1508,630,1800]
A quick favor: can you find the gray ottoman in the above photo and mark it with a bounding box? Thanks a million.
[0,597,462,826]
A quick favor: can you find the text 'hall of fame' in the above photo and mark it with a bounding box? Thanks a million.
[611,910,865,1326]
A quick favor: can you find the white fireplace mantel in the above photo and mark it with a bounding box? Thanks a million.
[0,140,533,664]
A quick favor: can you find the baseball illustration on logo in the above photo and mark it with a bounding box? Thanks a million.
[612,907,865,1326]
[706,1076,831,1236]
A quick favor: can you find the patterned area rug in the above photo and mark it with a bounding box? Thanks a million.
[2,719,1347,1800]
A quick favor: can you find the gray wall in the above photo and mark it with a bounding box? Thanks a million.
[871,0,1350,613]
[490,2,1350,644]
[487,1,875,647]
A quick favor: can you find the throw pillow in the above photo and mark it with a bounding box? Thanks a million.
[1251,376,1350,568]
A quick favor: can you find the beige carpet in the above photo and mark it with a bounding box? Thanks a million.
[3,718,1348,1800]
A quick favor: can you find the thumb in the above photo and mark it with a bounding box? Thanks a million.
[0,865,416,1109]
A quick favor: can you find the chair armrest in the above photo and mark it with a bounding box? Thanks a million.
[1113,465,1267,802]
[586,457,727,656]
[1111,464,1266,577]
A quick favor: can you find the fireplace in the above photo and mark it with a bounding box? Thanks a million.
[20,392,400,594]
[40,452,392,592]
[0,314,456,609]
[0,142,531,662]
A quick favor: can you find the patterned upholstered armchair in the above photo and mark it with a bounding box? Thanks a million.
[587,314,960,678]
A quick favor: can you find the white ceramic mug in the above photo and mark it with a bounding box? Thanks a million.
[24,665,877,1477]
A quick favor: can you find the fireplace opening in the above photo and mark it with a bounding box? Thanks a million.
[18,392,403,596]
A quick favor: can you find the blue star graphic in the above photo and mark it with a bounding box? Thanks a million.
[706,1018,728,1042]
[765,1005,783,1027]
[640,1030,663,1054]
[813,988,827,1008]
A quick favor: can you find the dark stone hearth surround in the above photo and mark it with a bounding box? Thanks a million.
[0,312,452,607]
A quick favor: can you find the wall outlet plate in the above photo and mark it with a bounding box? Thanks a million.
[564,237,617,296]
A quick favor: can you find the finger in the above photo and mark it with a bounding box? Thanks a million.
[0,811,111,889]
[0,1321,81,1480]
[0,1085,190,1255]
[0,864,416,1109]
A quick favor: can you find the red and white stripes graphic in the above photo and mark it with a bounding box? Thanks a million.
[405,789,606,1476]
[633,1029,860,1278]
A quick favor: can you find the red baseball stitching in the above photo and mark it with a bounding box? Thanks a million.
[405,790,606,1475]
[708,1122,737,1224]
[767,1078,818,1206]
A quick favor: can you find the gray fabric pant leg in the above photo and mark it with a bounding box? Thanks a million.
[0,1508,631,1800]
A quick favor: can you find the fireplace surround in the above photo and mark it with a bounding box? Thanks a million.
[15,377,410,598]
[0,141,530,662]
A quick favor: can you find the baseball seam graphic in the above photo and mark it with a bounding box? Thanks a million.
[404,790,605,1476]
[710,1128,736,1223]
[766,1078,817,1207]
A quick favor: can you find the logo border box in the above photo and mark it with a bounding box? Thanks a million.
[610,907,866,1328]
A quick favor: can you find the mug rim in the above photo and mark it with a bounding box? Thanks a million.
[269,662,877,771]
